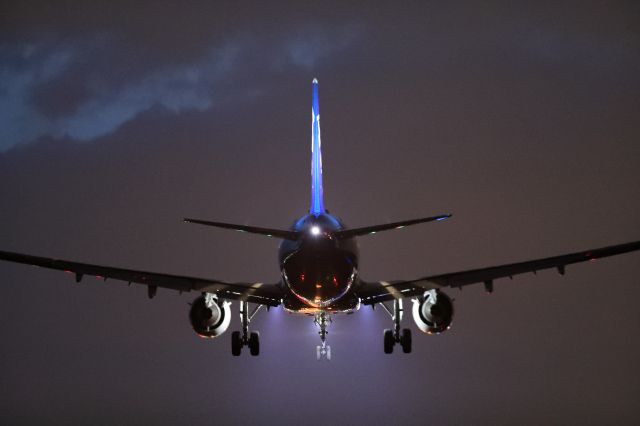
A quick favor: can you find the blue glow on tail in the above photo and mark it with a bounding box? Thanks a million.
[310,78,325,216]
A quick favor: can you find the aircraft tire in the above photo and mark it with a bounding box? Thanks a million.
[400,328,412,353]
[249,331,260,356]
[383,329,394,354]
[231,331,242,356]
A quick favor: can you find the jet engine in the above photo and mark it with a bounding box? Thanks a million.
[412,290,454,334]
[189,293,231,338]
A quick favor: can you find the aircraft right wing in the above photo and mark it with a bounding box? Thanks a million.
[0,249,283,306]
[356,240,640,304]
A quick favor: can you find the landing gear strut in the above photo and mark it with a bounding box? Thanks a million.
[231,301,262,356]
[314,311,332,360]
[380,299,412,354]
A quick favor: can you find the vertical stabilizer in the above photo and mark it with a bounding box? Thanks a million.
[310,78,325,216]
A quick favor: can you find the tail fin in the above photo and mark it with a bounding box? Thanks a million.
[310,78,325,216]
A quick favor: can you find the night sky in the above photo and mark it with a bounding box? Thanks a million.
[1,1,639,424]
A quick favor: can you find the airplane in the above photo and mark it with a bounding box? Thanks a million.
[1,78,639,359]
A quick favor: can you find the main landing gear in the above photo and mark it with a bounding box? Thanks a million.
[380,299,412,354]
[314,311,332,360]
[231,301,263,356]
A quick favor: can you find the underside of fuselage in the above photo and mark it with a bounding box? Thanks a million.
[279,213,361,314]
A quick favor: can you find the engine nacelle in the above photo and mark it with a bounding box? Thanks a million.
[412,290,454,334]
[189,293,231,338]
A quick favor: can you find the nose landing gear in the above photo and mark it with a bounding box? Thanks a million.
[314,311,332,360]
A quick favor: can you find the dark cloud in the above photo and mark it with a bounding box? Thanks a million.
[1,18,363,150]
[2,1,638,151]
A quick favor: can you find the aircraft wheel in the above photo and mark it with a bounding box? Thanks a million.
[400,328,412,354]
[248,331,260,356]
[231,331,242,356]
[383,329,394,354]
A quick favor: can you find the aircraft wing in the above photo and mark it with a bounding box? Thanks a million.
[356,240,640,305]
[0,249,283,307]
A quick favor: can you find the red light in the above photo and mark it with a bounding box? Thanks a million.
[332,276,338,286]
[300,274,305,281]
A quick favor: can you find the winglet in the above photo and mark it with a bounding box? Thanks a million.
[310,78,325,216]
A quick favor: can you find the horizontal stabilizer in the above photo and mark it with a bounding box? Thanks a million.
[335,214,451,239]
[184,218,299,240]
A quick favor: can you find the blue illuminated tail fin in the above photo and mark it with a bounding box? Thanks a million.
[310,78,325,216]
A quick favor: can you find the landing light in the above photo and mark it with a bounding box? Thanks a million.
[310,226,321,236]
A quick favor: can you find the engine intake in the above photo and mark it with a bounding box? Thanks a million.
[189,293,231,338]
[412,290,454,334]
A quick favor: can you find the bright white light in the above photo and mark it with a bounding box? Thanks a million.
[310,226,321,236]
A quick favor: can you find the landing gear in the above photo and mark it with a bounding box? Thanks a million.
[380,299,412,354]
[383,329,394,354]
[231,301,262,356]
[314,311,332,360]
[400,328,412,353]
[317,343,331,360]
[248,331,260,356]
[231,331,242,356]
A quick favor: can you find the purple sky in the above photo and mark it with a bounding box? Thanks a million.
[1,1,639,424]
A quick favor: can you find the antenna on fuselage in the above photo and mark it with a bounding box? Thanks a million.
[310,78,325,217]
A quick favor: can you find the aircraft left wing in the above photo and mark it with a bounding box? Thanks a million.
[0,250,282,306]
[356,240,640,304]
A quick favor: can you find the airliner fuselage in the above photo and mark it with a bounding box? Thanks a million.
[279,213,360,314]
